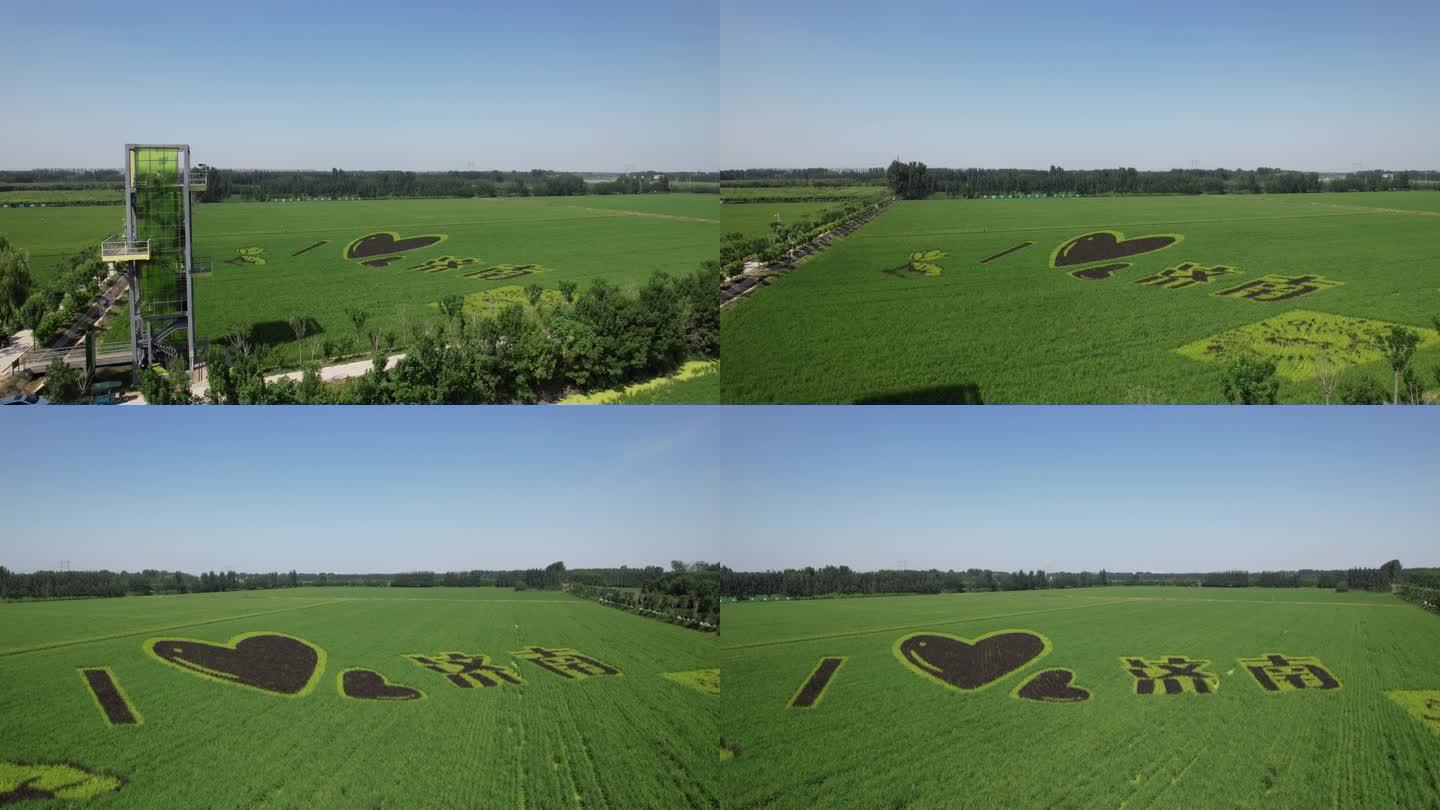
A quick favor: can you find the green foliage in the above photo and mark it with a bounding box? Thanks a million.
[720,185,888,204]
[43,356,84,403]
[886,160,932,199]
[437,294,464,322]
[0,237,33,331]
[1381,325,1422,404]
[138,365,192,405]
[720,197,887,277]
[201,266,714,404]
[571,568,719,630]
[1339,375,1388,404]
[558,279,578,303]
[1220,355,1279,404]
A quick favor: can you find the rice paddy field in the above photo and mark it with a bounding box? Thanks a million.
[0,587,717,809]
[720,191,1440,403]
[720,586,1440,809]
[0,194,718,364]
[722,202,843,240]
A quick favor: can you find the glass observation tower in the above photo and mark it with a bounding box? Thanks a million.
[100,144,207,374]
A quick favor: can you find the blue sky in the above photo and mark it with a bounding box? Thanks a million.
[720,0,1440,170]
[718,408,1439,572]
[1,408,720,573]
[0,1,715,171]
[4,407,1434,575]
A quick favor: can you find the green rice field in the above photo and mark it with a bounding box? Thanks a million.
[720,586,1440,809]
[720,191,1440,403]
[0,586,717,809]
[0,194,718,363]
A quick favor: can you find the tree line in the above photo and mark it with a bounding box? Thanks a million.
[882,161,1404,199]
[0,566,309,599]
[0,236,114,344]
[731,162,1440,200]
[720,560,1422,598]
[193,167,677,203]
[720,197,889,277]
[0,561,711,600]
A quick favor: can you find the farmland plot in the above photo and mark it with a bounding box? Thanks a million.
[0,587,717,809]
[720,192,1440,403]
[720,587,1440,809]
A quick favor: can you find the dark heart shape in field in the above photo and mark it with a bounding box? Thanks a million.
[1015,669,1090,703]
[147,632,324,696]
[340,669,424,701]
[1052,231,1179,268]
[894,630,1051,690]
[344,231,446,260]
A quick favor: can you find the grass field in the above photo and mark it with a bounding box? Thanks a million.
[0,586,717,809]
[721,202,844,240]
[0,206,119,285]
[0,194,717,365]
[720,586,1440,809]
[720,191,1440,403]
[0,189,122,205]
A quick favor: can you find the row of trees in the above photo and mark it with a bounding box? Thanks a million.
[135,266,720,405]
[871,162,1440,199]
[720,561,1417,599]
[194,168,679,203]
[721,567,1127,598]
[720,197,889,277]
[0,567,307,599]
[570,566,720,630]
[718,168,889,184]
[0,236,113,345]
[353,562,701,591]
[1397,585,1440,615]
[1220,322,1440,405]
[0,562,700,600]
[0,169,124,186]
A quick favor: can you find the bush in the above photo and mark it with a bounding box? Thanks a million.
[32,310,68,345]
[1220,355,1279,404]
[512,582,528,592]
[1335,581,1350,593]
[1338,376,1387,405]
